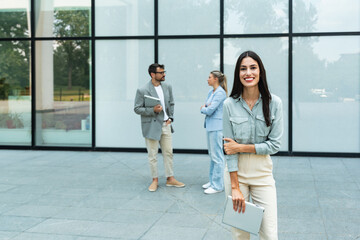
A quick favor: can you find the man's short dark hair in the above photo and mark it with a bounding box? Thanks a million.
[148,63,165,76]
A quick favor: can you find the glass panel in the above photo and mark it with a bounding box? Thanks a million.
[35,40,91,147]
[224,0,288,34]
[158,0,219,35]
[159,39,219,149]
[293,36,360,152]
[0,41,31,145]
[96,40,154,148]
[35,0,91,37]
[96,0,154,36]
[293,0,360,33]
[224,38,289,151]
[0,0,31,38]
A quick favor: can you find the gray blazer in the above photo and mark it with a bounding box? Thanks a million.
[134,81,174,140]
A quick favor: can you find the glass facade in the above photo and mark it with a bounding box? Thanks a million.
[35,0,91,37]
[0,40,31,145]
[293,36,360,152]
[159,39,220,149]
[35,40,91,147]
[0,1,31,145]
[0,0,359,156]
[95,0,154,36]
[224,0,289,34]
[95,40,154,148]
[158,0,219,35]
[0,0,31,38]
[293,0,360,33]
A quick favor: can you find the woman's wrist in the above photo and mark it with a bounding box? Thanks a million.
[237,144,256,154]
[236,144,242,153]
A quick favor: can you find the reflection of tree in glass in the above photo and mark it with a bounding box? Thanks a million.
[0,41,30,93]
[0,78,10,100]
[160,41,219,102]
[0,11,29,38]
[293,2,327,103]
[160,0,219,34]
[225,0,288,33]
[324,53,360,101]
[293,0,317,33]
[0,11,30,95]
[53,9,90,90]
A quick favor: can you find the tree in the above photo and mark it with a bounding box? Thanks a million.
[0,11,29,38]
[53,9,90,90]
[0,11,30,93]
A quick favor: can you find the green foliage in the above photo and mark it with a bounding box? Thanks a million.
[0,41,30,89]
[53,9,90,90]
[0,11,29,38]
[0,11,30,94]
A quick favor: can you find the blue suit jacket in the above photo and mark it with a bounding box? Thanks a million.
[200,86,227,131]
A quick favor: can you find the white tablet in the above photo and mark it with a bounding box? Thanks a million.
[222,195,265,236]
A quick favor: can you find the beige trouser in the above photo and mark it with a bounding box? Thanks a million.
[145,122,174,178]
[224,154,278,240]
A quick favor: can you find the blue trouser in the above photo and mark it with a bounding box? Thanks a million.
[206,130,225,191]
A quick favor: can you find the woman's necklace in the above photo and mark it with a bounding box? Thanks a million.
[243,98,257,109]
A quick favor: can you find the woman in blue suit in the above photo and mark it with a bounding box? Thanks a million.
[200,70,228,194]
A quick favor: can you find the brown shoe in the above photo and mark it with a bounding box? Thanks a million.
[166,179,185,188]
[148,181,158,192]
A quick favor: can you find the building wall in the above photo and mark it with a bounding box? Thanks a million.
[0,0,359,155]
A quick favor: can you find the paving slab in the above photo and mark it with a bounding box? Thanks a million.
[0,150,358,239]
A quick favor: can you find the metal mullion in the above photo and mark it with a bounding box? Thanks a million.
[0,38,30,41]
[292,152,360,158]
[158,34,221,39]
[223,33,289,38]
[31,0,36,147]
[154,0,158,63]
[292,31,360,37]
[34,36,92,41]
[288,0,293,155]
[91,0,96,149]
[220,0,224,72]
[94,36,154,40]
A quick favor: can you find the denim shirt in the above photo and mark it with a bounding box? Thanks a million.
[222,94,283,172]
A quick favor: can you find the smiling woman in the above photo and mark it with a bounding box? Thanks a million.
[223,51,283,239]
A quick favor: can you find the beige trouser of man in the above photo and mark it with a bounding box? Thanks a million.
[224,154,278,240]
[145,122,174,178]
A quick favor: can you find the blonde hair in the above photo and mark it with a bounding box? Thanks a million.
[210,70,228,95]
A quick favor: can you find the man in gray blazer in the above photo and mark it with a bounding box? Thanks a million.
[134,63,185,192]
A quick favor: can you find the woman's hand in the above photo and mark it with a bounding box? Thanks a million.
[223,138,240,155]
[232,188,246,213]
[200,104,205,110]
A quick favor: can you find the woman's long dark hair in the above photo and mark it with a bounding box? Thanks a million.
[230,51,272,126]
